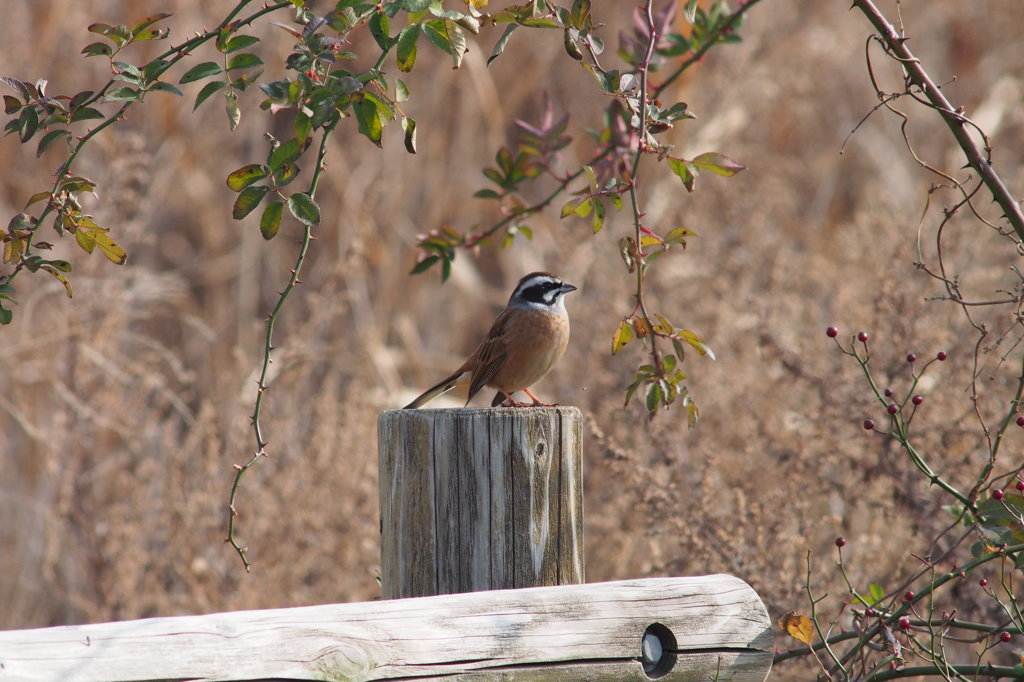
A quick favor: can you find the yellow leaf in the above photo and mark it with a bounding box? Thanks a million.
[612,319,633,354]
[3,237,23,263]
[74,216,127,264]
[778,611,815,645]
[654,313,674,335]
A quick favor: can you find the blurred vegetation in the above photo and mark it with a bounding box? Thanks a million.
[2,1,1024,679]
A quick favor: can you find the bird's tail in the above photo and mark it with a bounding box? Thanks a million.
[403,371,469,409]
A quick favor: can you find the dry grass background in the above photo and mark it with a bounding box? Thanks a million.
[3,0,1024,675]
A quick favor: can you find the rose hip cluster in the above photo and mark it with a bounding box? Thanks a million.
[827,327,948,433]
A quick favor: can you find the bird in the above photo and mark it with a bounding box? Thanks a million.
[404,272,577,409]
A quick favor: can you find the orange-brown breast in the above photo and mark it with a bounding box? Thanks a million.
[484,307,570,393]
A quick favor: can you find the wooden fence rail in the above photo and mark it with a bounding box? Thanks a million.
[0,576,772,681]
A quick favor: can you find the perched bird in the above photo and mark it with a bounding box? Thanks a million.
[404,272,577,409]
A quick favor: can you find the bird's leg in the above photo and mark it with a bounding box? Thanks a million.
[498,390,534,408]
[523,388,558,407]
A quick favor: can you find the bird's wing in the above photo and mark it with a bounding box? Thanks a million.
[466,309,511,402]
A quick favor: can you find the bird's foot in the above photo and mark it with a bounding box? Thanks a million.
[500,398,535,408]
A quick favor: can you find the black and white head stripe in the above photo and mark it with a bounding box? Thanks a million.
[509,272,577,308]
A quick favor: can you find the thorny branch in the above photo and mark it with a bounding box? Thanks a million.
[851,0,1024,241]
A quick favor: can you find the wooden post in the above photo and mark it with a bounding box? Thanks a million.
[378,406,583,599]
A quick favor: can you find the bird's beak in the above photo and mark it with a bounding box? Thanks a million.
[561,283,578,294]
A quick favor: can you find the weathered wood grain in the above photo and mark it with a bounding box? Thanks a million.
[378,407,583,599]
[0,576,773,681]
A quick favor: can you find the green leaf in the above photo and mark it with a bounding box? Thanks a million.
[273,160,300,186]
[24,191,52,209]
[1,77,35,101]
[148,81,182,97]
[422,19,451,54]
[0,304,12,325]
[683,0,699,23]
[233,185,268,219]
[226,52,264,71]
[131,12,172,34]
[474,188,500,200]
[113,61,143,82]
[70,106,105,123]
[667,157,696,192]
[410,254,439,275]
[193,80,228,110]
[691,151,745,177]
[396,24,420,72]
[179,61,223,84]
[224,35,260,53]
[354,98,382,146]
[563,29,583,61]
[105,86,141,101]
[447,22,467,69]
[646,382,663,414]
[225,91,240,130]
[568,0,591,30]
[225,164,268,191]
[364,91,396,124]
[867,584,885,605]
[592,197,605,233]
[287,192,320,226]
[18,106,39,142]
[36,129,69,157]
[2,95,20,114]
[142,58,173,83]
[260,201,283,240]
[402,116,417,154]
[369,11,391,51]
[488,24,516,65]
[395,78,410,103]
[295,111,312,145]
[268,138,302,172]
[81,41,114,57]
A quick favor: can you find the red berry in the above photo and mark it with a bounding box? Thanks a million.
[1000,631,1012,643]
[992,489,1004,500]
[906,353,917,362]
[936,351,948,361]
[912,395,923,406]
[884,387,894,398]
[858,331,869,342]
[1016,480,1024,492]
[979,578,988,587]
[903,591,914,601]
[898,617,911,631]
[835,537,846,547]
[887,404,898,415]
[1016,415,1024,427]
[826,326,838,338]
[863,419,876,430]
